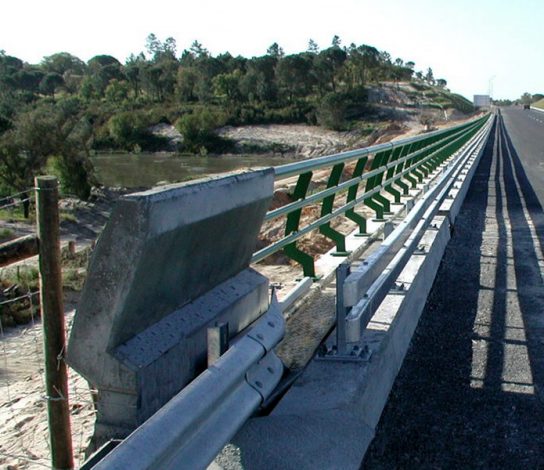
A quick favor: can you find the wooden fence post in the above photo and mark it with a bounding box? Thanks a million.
[35,176,74,470]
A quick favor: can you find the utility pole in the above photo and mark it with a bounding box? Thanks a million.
[35,176,74,470]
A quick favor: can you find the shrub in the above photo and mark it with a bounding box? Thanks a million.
[107,111,168,151]
[47,154,92,200]
[175,108,232,153]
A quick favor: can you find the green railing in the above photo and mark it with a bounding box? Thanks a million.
[252,115,490,277]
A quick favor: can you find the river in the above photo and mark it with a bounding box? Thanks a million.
[91,152,298,188]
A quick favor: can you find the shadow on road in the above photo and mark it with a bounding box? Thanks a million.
[362,114,544,469]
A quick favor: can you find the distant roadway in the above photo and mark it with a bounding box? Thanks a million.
[362,107,544,469]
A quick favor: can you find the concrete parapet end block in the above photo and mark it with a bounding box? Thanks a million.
[67,169,274,444]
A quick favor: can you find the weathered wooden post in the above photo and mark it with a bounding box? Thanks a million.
[35,176,74,470]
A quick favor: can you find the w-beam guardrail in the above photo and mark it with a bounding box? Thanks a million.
[323,114,494,360]
[91,298,284,470]
[253,115,490,278]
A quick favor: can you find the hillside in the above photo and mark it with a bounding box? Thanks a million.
[213,81,476,159]
[0,36,476,200]
[532,98,544,110]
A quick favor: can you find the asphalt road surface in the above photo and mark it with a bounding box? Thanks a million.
[362,108,544,469]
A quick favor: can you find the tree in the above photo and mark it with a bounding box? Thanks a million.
[307,39,319,54]
[39,73,64,98]
[189,40,208,59]
[125,53,146,97]
[212,70,243,105]
[266,43,284,59]
[0,99,93,198]
[176,66,199,102]
[104,79,130,103]
[239,56,277,103]
[315,46,347,92]
[436,78,447,88]
[175,108,228,153]
[425,67,435,85]
[84,55,125,98]
[41,52,86,76]
[276,54,314,101]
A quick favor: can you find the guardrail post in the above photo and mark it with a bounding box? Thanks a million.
[335,262,351,354]
[35,176,74,470]
[208,322,229,366]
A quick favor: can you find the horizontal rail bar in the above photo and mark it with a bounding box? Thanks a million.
[343,120,492,306]
[264,120,480,222]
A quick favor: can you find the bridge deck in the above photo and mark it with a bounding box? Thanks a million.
[363,109,544,468]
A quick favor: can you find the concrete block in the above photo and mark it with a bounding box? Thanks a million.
[67,169,274,443]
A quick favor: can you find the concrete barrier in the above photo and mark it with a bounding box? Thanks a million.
[68,170,274,445]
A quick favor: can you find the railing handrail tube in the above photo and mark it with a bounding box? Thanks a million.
[264,119,483,222]
[252,117,487,263]
[343,117,494,307]
[272,115,486,180]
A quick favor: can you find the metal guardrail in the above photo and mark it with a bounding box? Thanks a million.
[252,115,490,278]
[320,113,495,360]
[90,296,285,470]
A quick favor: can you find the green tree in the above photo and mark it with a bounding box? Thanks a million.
[276,54,314,101]
[266,43,284,59]
[425,67,435,85]
[39,73,64,98]
[0,99,93,198]
[41,52,86,76]
[212,70,243,104]
[175,108,228,152]
[315,46,347,92]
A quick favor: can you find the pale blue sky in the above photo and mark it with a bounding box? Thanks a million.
[1,0,541,100]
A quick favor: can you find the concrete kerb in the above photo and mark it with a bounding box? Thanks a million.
[216,202,453,470]
[214,122,493,469]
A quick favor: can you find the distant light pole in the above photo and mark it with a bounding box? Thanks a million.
[488,75,496,99]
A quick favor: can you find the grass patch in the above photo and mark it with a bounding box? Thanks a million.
[60,210,77,223]
[1,266,40,292]
[532,98,544,110]
[0,206,33,222]
[0,228,14,242]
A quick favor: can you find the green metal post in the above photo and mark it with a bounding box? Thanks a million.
[319,163,351,256]
[345,157,369,235]
[283,172,317,278]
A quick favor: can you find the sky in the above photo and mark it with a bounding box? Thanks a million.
[1,0,542,100]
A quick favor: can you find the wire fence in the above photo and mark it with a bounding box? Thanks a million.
[0,182,95,468]
[0,277,94,469]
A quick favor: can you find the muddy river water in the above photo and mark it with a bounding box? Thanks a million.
[91,152,298,188]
